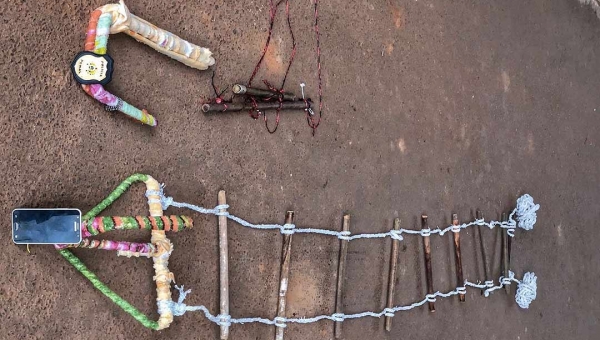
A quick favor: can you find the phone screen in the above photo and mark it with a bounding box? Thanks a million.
[12,209,82,244]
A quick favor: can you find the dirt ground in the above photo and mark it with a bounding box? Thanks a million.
[1,0,600,339]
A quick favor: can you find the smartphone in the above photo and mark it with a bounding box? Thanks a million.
[12,208,82,244]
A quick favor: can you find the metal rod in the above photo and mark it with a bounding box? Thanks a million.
[476,210,492,294]
[202,100,312,113]
[452,213,465,302]
[233,84,297,101]
[218,190,229,340]
[275,211,295,340]
[501,212,510,294]
[334,214,350,338]
[422,214,435,312]
[385,218,401,331]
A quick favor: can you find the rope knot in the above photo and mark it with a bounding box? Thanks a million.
[331,313,345,322]
[451,224,461,233]
[146,184,173,210]
[217,314,232,327]
[515,272,537,309]
[274,316,287,328]
[456,286,467,295]
[389,229,403,241]
[214,204,230,216]
[420,228,431,237]
[515,194,539,231]
[281,223,296,235]
[501,272,515,286]
[426,294,437,302]
[383,308,395,318]
[338,230,351,241]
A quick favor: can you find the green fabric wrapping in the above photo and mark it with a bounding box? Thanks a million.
[102,216,115,232]
[121,216,138,230]
[154,216,164,230]
[58,249,159,330]
[141,217,152,230]
[83,173,149,220]
[175,216,185,229]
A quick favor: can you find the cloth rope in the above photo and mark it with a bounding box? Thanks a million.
[160,191,539,242]
[168,271,537,327]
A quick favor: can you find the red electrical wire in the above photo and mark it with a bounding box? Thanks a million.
[213,0,323,134]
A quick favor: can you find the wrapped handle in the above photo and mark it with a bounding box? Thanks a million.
[79,1,215,126]
[104,1,214,70]
[143,177,176,330]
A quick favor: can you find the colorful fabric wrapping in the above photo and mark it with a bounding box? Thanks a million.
[56,174,180,330]
[82,215,193,237]
[94,13,112,54]
[85,10,102,51]
[80,6,157,127]
[76,238,154,253]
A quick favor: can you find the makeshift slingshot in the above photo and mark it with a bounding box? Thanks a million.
[72,1,215,126]
[54,174,540,336]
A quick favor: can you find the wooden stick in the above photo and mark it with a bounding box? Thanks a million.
[232,84,297,101]
[275,211,295,340]
[218,191,229,340]
[202,100,312,113]
[385,218,401,331]
[334,215,350,338]
[501,212,511,294]
[422,214,435,312]
[452,213,465,302]
[476,210,491,295]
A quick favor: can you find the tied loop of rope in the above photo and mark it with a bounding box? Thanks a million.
[215,204,229,216]
[389,229,403,241]
[383,308,395,318]
[426,294,437,303]
[217,314,232,327]
[420,228,431,237]
[331,313,345,322]
[274,316,287,328]
[502,271,515,287]
[281,223,296,235]
[483,280,496,297]
[337,230,352,240]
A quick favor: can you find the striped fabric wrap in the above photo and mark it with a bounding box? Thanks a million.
[83,215,193,237]
[80,4,157,126]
